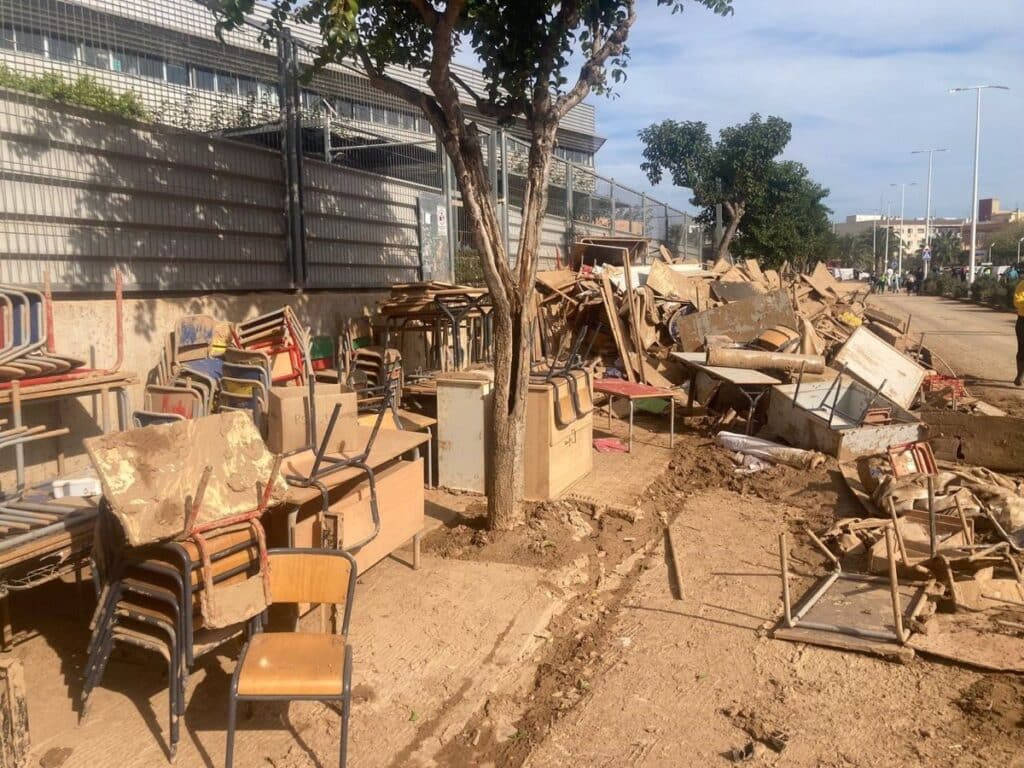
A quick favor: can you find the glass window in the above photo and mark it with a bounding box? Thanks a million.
[216,71,238,95]
[82,42,110,69]
[353,101,371,122]
[47,35,78,62]
[16,29,45,56]
[237,76,258,97]
[138,54,163,79]
[165,60,189,86]
[258,82,279,105]
[194,67,216,91]
[111,50,139,74]
[0,26,13,50]
[334,98,353,119]
[385,107,401,127]
[400,111,416,131]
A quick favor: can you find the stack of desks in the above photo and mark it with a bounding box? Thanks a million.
[670,351,781,435]
[275,426,430,575]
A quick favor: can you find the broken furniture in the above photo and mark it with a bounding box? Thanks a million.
[278,378,428,576]
[832,326,926,411]
[226,548,356,768]
[376,282,492,373]
[436,371,493,494]
[436,368,594,500]
[592,378,675,452]
[357,407,437,489]
[767,374,923,460]
[525,371,594,500]
[775,529,931,660]
[82,412,284,758]
[671,351,780,436]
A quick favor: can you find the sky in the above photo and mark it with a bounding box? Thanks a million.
[584,0,1024,222]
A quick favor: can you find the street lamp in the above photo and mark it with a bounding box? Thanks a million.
[911,147,948,278]
[950,84,1010,283]
[890,181,918,278]
[1017,235,1024,265]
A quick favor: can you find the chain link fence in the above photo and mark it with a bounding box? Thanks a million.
[0,0,700,291]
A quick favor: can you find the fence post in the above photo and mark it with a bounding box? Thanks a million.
[641,192,648,262]
[565,163,575,252]
[608,179,616,235]
[277,29,306,287]
[441,144,457,280]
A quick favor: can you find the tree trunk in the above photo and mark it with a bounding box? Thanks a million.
[715,202,743,262]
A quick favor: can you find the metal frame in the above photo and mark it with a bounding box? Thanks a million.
[226,547,357,768]
[604,392,675,453]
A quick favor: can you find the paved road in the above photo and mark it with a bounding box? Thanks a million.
[869,292,1024,412]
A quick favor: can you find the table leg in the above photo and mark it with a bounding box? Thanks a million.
[56,405,66,477]
[0,587,12,651]
[607,395,614,432]
[413,532,422,570]
[629,400,634,453]
[100,386,110,434]
[688,371,697,409]
[669,397,675,449]
[11,381,23,493]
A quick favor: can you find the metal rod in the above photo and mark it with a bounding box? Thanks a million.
[885,525,907,644]
[779,533,792,627]
[804,526,841,570]
[953,495,973,546]
[887,497,910,566]
[927,474,937,558]
[792,570,842,623]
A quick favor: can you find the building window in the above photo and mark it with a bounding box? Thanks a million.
[16,29,45,56]
[82,42,110,69]
[216,71,239,95]
[0,26,13,50]
[48,35,78,63]
[193,67,216,91]
[111,50,139,75]
[165,60,189,86]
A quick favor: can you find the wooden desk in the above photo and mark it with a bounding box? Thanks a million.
[278,426,429,573]
[593,379,675,452]
[670,351,781,435]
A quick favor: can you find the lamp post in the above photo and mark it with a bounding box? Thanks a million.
[911,148,948,278]
[950,85,1009,283]
[890,182,918,279]
[883,200,892,276]
[1017,235,1024,265]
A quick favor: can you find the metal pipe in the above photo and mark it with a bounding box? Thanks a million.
[927,475,937,557]
[779,533,792,627]
[885,526,907,644]
[792,570,842,624]
[804,526,841,570]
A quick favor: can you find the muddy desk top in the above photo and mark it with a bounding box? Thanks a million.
[669,351,781,386]
[280,425,429,507]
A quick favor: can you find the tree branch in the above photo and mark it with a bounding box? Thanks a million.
[355,44,447,132]
[555,0,637,118]
[408,0,438,27]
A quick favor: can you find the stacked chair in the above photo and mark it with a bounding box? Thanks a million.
[82,412,284,759]
[138,307,310,435]
[0,284,85,381]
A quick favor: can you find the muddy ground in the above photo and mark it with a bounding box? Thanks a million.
[417,426,1024,767]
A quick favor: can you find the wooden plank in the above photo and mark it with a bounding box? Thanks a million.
[621,254,650,384]
[922,410,1024,473]
[0,657,29,768]
[599,273,636,383]
[669,290,798,352]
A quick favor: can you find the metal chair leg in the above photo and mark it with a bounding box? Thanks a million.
[225,691,238,768]
[340,645,353,768]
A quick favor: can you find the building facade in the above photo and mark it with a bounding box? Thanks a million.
[835,214,965,257]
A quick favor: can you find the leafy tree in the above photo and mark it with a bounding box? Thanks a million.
[989,222,1024,265]
[638,113,791,261]
[210,0,734,530]
[830,233,875,272]
[729,160,832,271]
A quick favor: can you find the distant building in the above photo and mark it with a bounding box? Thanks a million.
[834,214,965,257]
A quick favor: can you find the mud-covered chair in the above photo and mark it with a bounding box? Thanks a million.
[225,549,357,768]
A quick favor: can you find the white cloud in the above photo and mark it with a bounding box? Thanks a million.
[589,0,1024,219]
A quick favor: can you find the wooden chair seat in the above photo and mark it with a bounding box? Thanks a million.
[236,632,347,697]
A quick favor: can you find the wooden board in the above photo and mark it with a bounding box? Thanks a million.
[670,290,797,353]
[922,410,1024,473]
[833,326,926,410]
[599,273,637,382]
[0,657,29,768]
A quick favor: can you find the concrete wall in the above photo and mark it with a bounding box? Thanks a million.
[0,289,385,492]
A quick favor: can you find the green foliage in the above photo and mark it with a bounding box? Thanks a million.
[212,0,734,114]
[729,161,833,270]
[970,274,1002,304]
[925,229,963,268]
[454,249,486,287]
[638,113,791,222]
[988,222,1024,265]
[0,65,147,120]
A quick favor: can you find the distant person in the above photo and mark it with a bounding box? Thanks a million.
[905,272,916,295]
[1008,265,1019,283]
[1015,275,1024,386]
